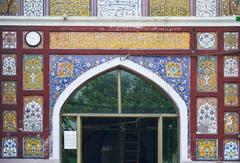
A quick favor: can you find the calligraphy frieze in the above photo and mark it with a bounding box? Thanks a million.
[50,32,190,49]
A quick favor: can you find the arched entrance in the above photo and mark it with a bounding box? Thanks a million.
[52,58,189,162]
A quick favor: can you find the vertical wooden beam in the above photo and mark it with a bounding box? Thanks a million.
[158,116,163,163]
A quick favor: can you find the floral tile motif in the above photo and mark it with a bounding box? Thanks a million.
[224,56,239,77]
[2,81,17,105]
[2,110,17,132]
[97,0,141,16]
[23,96,43,132]
[197,32,217,50]
[195,0,217,17]
[23,137,44,158]
[149,0,190,16]
[224,139,239,160]
[197,97,217,134]
[197,56,217,92]
[23,0,44,16]
[196,139,218,160]
[224,32,239,51]
[2,137,17,157]
[2,54,17,76]
[2,32,17,49]
[222,0,240,16]
[166,62,182,78]
[23,55,43,90]
[224,112,239,134]
[57,62,74,77]
[224,83,239,107]
[0,0,19,16]
[50,0,90,16]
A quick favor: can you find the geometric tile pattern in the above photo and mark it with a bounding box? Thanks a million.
[2,81,17,105]
[23,55,44,90]
[2,54,17,76]
[165,62,182,78]
[23,96,43,132]
[149,0,190,16]
[224,112,239,134]
[224,56,239,77]
[224,83,239,107]
[224,139,239,160]
[2,32,17,49]
[196,0,217,17]
[222,0,240,16]
[23,137,44,158]
[50,0,90,16]
[196,139,218,160]
[224,32,239,51]
[2,110,17,132]
[197,56,217,92]
[2,137,17,157]
[197,32,217,50]
[97,0,141,16]
[23,0,44,16]
[197,98,217,134]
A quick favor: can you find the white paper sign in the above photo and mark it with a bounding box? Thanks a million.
[64,131,77,149]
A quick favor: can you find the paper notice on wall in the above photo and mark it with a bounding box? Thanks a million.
[64,131,77,149]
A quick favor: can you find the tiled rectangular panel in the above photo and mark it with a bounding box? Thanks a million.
[197,56,217,92]
[224,56,239,77]
[224,139,239,160]
[224,112,239,134]
[0,0,19,16]
[196,139,218,160]
[196,0,217,17]
[2,110,17,132]
[23,137,44,158]
[2,81,17,105]
[197,97,217,134]
[2,31,17,49]
[149,0,190,16]
[23,96,43,132]
[23,0,44,16]
[23,54,44,90]
[224,32,239,51]
[222,0,240,16]
[224,83,239,107]
[2,54,17,76]
[197,32,217,50]
[50,0,90,16]
[2,137,18,157]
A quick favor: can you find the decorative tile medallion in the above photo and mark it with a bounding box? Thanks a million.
[0,0,19,16]
[224,139,239,160]
[2,110,17,132]
[196,139,218,160]
[97,0,141,16]
[23,0,44,16]
[23,137,44,158]
[23,31,43,49]
[224,32,239,51]
[222,0,240,16]
[23,55,43,90]
[224,83,239,107]
[2,81,17,105]
[149,0,190,16]
[196,0,217,17]
[224,56,239,77]
[23,96,43,132]
[2,54,17,76]
[2,137,17,157]
[224,112,239,134]
[57,62,74,77]
[197,98,217,134]
[197,32,217,50]
[50,0,90,16]
[197,56,217,92]
[165,62,182,78]
[2,32,17,49]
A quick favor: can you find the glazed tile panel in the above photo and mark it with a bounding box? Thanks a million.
[2,54,17,76]
[23,55,44,90]
[2,32,17,49]
[2,110,17,132]
[224,32,239,51]
[224,83,239,107]
[224,56,239,77]
[0,0,19,16]
[222,0,240,16]
[224,112,239,134]
[2,137,17,157]
[196,139,218,160]
[23,96,43,132]
[197,56,217,92]
[224,139,239,160]
[149,0,190,16]
[195,0,217,17]
[97,0,141,16]
[23,137,44,158]
[2,81,17,105]
[23,0,44,16]
[197,32,217,50]
[197,98,217,134]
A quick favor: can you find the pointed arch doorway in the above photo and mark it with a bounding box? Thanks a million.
[52,58,189,162]
[61,69,179,163]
